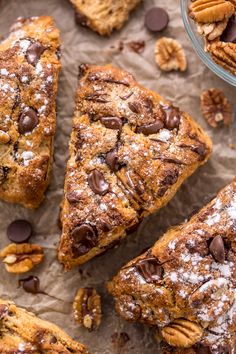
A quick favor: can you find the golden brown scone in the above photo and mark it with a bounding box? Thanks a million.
[58,64,212,269]
[107,178,236,353]
[0,298,88,353]
[70,0,141,36]
[0,16,61,208]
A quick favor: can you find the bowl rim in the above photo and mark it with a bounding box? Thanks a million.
[180,0,236,87]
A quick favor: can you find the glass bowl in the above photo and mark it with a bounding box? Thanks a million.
[181,0,236,87]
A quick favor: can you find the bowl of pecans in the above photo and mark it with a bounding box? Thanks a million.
[181,0,236,87]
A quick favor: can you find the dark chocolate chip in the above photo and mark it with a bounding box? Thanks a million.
[78,63,90,79]
[18,107,39,134]
[120,92,133,100]
[128,40,145,54]
[88,169,109,195]
[75,10,88,27]
[19,276,40,294]
[145,7,169,32]
[163,105,181,130]
[195,344,212,354]
[71,223,98,257]
[100,117,123,131]
[162,169,179,186]
[25,41,44,66]
[0,166,9,185]
[136,120,164,135]
[209,235,225,263]
[221,17,236,43]
[7,219,32,243]
[135,256,163,283]
[128,101,141,113]
[66,191,81,203]
[106,149,122,172]
[85,93,109,103]
[50,336,58,344]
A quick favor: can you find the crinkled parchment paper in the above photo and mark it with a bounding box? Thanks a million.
[0,0,235,353]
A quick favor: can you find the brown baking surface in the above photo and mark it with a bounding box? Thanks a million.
[0,0,235,353]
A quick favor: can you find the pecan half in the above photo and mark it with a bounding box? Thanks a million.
[0,243,44,273]
[189,0,234,23]
[155,37,187,72]
[73,287,102,331]
[161,318,203,348]
[200,88,232,127]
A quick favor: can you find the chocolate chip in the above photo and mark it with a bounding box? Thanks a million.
[18,107,39,134]
[0,166,9,185]
[66,191,81,203]
[120,92,133,100]
[209,235,225,263]
[71,224,98,257]
[19,276,40,294]
[50,336,57,344]
[163,105,181,130]
[106,149,122,172]
[136,120,164,135]
[221,17,236,43]
[128,40,145,54]
[100,117,123,131]
[25,41,44,66]
[135,256,163,283]
[75,10,88,27]
[128,101,141,113]
[145,7,169,32]
[88,169,109,195]
[7,220,32,243]
[78,63,89,79]
[195,344,212,354]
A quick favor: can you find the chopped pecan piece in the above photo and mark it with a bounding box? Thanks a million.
[161,318,203,348]
[73,287,102,331]
[155,37,187,72]
[0,243,44,273]
[200,88,232,127]
[0,130,10,144]
[197,20,228,41]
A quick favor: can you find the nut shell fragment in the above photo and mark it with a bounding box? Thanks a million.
[161,318,203,348]
[0,243,44,273]
[155,37,187,72]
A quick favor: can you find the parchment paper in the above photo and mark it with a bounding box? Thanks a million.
[0,0,235,353]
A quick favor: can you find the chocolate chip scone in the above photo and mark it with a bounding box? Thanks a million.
[108,178,236,353]
[0,16,61,208]
[0,298,88,353]
[70,0,141,36]
[58,64,212,269]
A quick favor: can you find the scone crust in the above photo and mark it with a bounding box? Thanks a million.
[107,178,236,353]
[0,16,61,208]
[58,64,212,269]
[70,0,141,35]
[0,298,88,353]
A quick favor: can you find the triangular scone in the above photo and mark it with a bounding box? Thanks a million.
[0,298,87,353]
[108,179,236,353]
[58,64,212,268]
[0,17,61,208]
[70,0,141,35]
